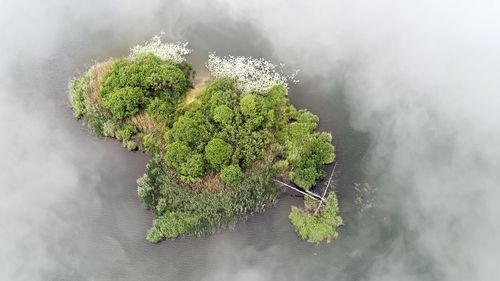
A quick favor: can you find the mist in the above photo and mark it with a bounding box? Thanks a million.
[1,0,499,280]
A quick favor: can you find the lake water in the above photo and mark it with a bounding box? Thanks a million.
[1,7,436,281]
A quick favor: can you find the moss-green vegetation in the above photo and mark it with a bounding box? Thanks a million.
[69,51,339,243]
[289,193,343,243]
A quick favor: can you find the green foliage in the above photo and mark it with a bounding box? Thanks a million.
[147,211,203,242]
[165,141,191,169]
[205,138,233,170]
[205,77,236,96]
[174,61,195,80]
[167,113,211,149]
[102,87,145,120]
[289,192,343,243]
[178,153,205,183]
[221,165,244,186]
[138,159,278,242]
[240,94,258,117]
[100,53,192,100]
[102,120,119,137]
[127,140,138,151]
[69,75,89,118]
[140,133,159,155]
[165,142,205,182]
[146,97,176,126]
[272,160,289,174]
[213,105,233,125]
[115,124,137,141]
[278,107,335,189]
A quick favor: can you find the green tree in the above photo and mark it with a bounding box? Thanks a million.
[205,138,233,169]
[179,153,205,182]
[167,113,210,149]
[289,193,343,243]
[165,141,191,170]
[102,87,145,120]
[221,165,244,186]
[100,53,192,99]
[240,94,258,117]
[213,105,233,125]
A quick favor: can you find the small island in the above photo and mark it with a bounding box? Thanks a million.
[69,36,342,243]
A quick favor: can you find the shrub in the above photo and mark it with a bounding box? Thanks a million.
[100,54,192,100]
[240,94,257,117]
[137,159,279,242]
[147,211,203,242]
[83,105,107,136]
[178,153,205,183]
[141,133,159,155]
[102,87,145,120]
[221,165,244,186]
[290,166,319,190]
[205,138,233,170]
[289,192,343,243]
[115,124,137,141]
[205,77,236,96]
[102,120,119,137]
[146,97,175,125]
[69,75,89,118]
[127,140,138,151]
[167,114,210,149]
[165,141,191,169]
[213,105,233,125]
[272,160,289,174]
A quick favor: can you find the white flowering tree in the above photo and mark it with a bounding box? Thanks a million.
[206,53,298,93]
[129,35,191,63]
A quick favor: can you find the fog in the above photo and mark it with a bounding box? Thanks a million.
[1,0,499,280]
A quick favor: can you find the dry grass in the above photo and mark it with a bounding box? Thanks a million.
[129,111,158,134]
[184,86,206,108]
[85,60,113,109]
[191,173,228,193]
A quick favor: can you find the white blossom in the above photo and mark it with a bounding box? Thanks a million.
[206,52,299,93]
[129,34,191,63]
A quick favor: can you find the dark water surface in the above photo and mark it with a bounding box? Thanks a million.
[3,2,500,281]
[1,12,420,281]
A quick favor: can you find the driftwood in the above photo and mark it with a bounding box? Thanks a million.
[273,162,338,210]
[272,179,324,201]
[314,162,337,215]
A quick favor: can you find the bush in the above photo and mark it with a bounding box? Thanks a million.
[165,141,191,169]
[69,75,89,118]
[146,97,176,126]
[289,193,343,243]
[272,160,289,174]
[221,165,244,186]
[115,124,137,141]
[102,120,119,137]
[137,159,279,242]
[102,87,145,120]
[140,133,159,155]
[127,140,138,151]
[167,113,210,149]
[213,105,233,125]
[178,153,205,183]
[147,211,203,242]
[100,53,192,100]
[240,94,257,117]
[205,77,236,97]
[205,138,233,170]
